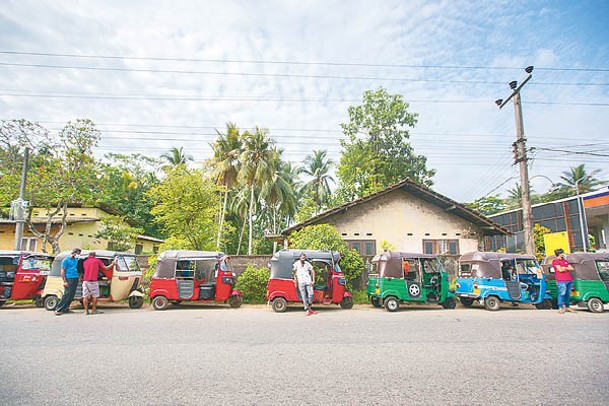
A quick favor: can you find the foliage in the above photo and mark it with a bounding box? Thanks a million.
[533,223,551,261]
[300,150,334,206]
[465,195,507,216]
[160,146,193,172]
[288,224,365,283]
[380,240,397,252]
[337,87,435,199]
[234,264,270,304]
[293,196,322,224]
[552,164,602,199]
[148,168,222,251]
[351,289,369,305]
[95,215,144,252]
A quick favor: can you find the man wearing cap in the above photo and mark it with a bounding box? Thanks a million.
[55,248,81,315]
[293,253,317,316]
[82,252,115,315]
[552,248,575,314]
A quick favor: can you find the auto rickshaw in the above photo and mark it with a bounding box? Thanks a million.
[148,250,243,310]
[266,249,353,312]
[542,252,609,313]
[366,252,456,312]
[0,251,53,307]
[455,252,548,311]
[42,250,145,310]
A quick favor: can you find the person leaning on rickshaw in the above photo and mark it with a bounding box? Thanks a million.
[293,253,317,316]
[552,248,575,314]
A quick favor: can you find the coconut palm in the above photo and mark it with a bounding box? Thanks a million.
[238,127,279,255]
[161,146,193,171]
[209,123,243,249]
[300,149,335,207]
[557,164,602,195]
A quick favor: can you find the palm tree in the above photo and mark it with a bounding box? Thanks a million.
[161,146,193,171]
[300,149,335,207]
[238,127,279,255]
[557,164,602,195]
[209,123,243,249]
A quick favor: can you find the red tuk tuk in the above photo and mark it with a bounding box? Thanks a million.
[149,250,243,310]
[266,249,353,312]
[0,250,53,307]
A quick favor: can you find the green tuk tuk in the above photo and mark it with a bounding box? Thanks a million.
[367,252,456,312]
[542,252,609,313]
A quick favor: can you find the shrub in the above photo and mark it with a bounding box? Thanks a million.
[235,264,270,304]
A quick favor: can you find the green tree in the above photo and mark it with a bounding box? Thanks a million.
[208,123,243,249]
[554,164,602,198]
[337,87,435,200]
[465,195,507,216]
[160,146,193,171]
[288,224,365,284]
[533,223,551,261]
[300,150,334,207]
[234,264,270,303]
[148,168,222,250]
[238,127,279,254]
[96,215,144,251]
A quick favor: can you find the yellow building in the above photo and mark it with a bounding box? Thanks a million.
[0,203,163,254]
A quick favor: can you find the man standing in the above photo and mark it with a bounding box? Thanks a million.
[55,248,81,316]
[293,253,316,316]
[552,248,575,314]
[82,252,115,315]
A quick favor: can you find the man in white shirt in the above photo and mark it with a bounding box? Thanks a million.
[293,253,317,316]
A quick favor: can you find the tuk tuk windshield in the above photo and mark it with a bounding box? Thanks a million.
[516,259,539,274]
[116,256,140,272]
[421,258,441,274]
[21,256,52,272]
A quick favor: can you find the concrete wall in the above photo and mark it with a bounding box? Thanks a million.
[320,189,482,256]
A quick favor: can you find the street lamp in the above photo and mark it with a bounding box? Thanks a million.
[496,66,535,255]
[574,177,589,252]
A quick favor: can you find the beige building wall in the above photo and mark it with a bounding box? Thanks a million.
[321,189,482,255]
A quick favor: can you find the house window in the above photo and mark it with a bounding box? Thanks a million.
[422,239,460,255]
[346,240,376,257]
[135,244,143,255]
[152,246,159,254]
[20,237,37,251]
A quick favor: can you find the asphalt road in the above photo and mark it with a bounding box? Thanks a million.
[1,302,608,406]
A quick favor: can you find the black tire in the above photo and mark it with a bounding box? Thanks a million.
[34,296,44,308]
[151,296,169,311]
[371,297,382,308]
[44,295,59,311]
[550,299,559,309]
[272,297,287,313]
[128,296,144,309]
[535,299,552,310]
[228,295,243,309]
[484,296,501,311]
[0,300,5,308]
[460,297,474,307]
[441,297,456,309]
[384,296,399,312]
[340,296,354,309]
[587,297,604,313]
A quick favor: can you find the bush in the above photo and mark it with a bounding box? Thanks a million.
[351,290,369,304]
[235,264,270,304]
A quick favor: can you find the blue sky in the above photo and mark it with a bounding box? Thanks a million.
[1,0,607,203]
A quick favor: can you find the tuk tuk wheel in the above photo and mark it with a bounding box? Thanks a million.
[371,297,382,308]
[384,297,399,312]
[587,298,604,313]
[340,296,354,309]
[228,295,243,309]
[44,295,59,311]
[460,297,474,307]
[152,296,169,311]
[484,296,501,311]
[534,299,553,310]
[34,296,44,308]
[0,300,5,308]
[441,297,456,309]
[271,297,288,313]
[128,296,144,309]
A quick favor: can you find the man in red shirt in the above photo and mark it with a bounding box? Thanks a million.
[82,252,115,315]
[551,248,574,314]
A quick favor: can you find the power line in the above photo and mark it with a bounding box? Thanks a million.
[2,50,609,72]
[1,62,608,86]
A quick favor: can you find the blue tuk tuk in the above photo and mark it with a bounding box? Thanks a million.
[455,252,549,311]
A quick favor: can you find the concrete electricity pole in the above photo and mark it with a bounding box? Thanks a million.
[495,66,535,255]
[13,147,30,250]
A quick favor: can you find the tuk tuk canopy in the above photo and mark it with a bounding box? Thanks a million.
[371,252,440,278]
[50,250,136,277]
[543,252,609,280]
[153,250,224,279]
[459,252,538,278]
[268,249,340,280]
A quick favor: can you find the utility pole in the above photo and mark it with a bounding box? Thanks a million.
[13,147,29,250]
[496,66,535,255]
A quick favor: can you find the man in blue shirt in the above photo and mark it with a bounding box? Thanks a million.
[55,248,81,315]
